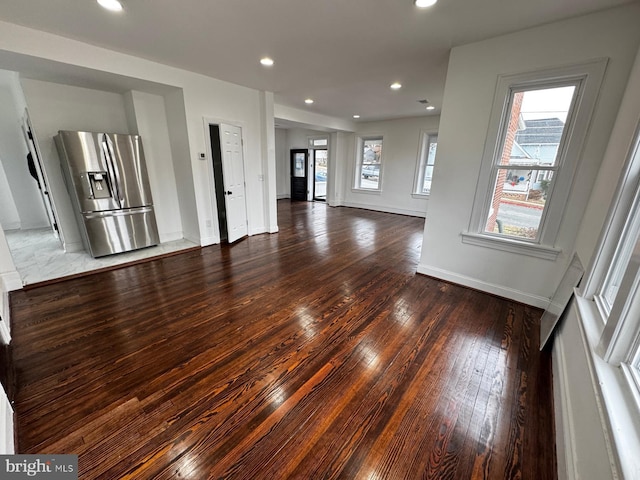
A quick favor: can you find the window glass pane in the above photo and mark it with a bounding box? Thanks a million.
[503,86,575,167]
[293,152,306,177]
[483,83,576,241]
[427,138,438,166]
[313,138,328,147]
[415,135,437,195]
[602,210,640,313]
[360,138,382,189]
[422,165,434,194]
[485,169,552,239]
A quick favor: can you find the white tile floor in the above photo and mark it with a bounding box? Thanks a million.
[4,228,199,286]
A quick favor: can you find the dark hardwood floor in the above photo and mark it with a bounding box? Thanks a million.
[10,200,556,479]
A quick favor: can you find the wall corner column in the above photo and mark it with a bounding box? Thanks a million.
[260,91,278,233]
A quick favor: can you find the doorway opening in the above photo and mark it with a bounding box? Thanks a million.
[208,123,249,243]
[308,136,328,203]
[290,149,308,201]
[209,125,228,242]
[313,148,327,201]
[23,112,61,241]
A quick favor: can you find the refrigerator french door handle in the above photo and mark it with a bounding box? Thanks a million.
[102,136,124,207]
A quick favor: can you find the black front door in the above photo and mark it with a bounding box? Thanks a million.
[291,149,308,201]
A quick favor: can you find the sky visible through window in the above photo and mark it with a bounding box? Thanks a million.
[485,85,575,240]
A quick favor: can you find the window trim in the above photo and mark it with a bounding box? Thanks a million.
[465,59,608,257]
[581,120,640,299]
[583,123,640,365]
[413,130,438,197]
[574,118,640,479]
[482,83,579,244]
[308,136,329,148]
[353,134,384,192]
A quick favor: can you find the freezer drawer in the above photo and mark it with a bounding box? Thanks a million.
[82,207,160,257]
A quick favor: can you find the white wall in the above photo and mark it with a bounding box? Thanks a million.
[21,78,131,253]
[0,226,19,343]
[163,88,199,244]
[552,43,640,480]
[259,92,278,234]
[275,128,288,198]
[0,71,48,231]
[279,127,329,201]
[0,19,277,250]
[418,5,640,307]
[330,131,351,207]
[124,90,184,243]
[178,78,270,242]
[343,116,439,217]
[274,104,356,133]
[0,159,20,230]
[0,383,13,454]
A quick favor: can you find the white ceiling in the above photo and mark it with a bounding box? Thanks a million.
[0,0,634,122]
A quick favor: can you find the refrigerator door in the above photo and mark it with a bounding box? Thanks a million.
[82,207,160,257]
[55,131,120,213]
[103,134,154,209]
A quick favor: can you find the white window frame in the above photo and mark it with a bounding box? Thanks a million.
[575,120,640,478]
[587,125,640,365]
[353,135,383,192]
[413,131,438,197]
[462,60,608,260]
[308,136,328,148]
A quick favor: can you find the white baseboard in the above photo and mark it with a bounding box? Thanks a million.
[20,221,51,230]
[0,320,9,345]
[553,325,576,480]
[341,201,426,218]
[63,240,84,253]
[0,384,13,454]
[1,271,22,292]
[416,263,550,308]
[159,231,184,243]
[277,194,290,199]
[199,235,218,247]
[1,270,22,344]
[551,300,625,480]
[183,231,201,245]
[1,222,21,231]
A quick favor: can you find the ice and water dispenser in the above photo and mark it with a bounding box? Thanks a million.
[83,171,113,199]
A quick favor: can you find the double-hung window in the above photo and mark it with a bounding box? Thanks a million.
[413,132,438,196]
[576,122,640,478]
[354,136,383,191]
[463,60,607,260]
[589,128,640,367]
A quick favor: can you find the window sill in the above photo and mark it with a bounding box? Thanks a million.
[574,294,640,479]
[411,193,430,199]
[460,232,561,261]
[351,188,381,195]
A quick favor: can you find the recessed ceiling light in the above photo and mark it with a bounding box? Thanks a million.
[415,0,437,7]
[353,115,360,119]
[97,0,123,12]
[260,57,274,66]
[390,82,402,90]
[426,105,435,110]
[305,98,314,104]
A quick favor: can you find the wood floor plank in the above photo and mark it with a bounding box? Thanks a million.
[10,200,556,479]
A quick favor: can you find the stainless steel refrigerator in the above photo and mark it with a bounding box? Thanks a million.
[55,130,160,258]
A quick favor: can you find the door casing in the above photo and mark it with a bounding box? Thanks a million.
[206,121,248,243]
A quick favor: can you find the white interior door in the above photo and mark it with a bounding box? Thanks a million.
[22,111,61,242]
[220,123,248,243]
